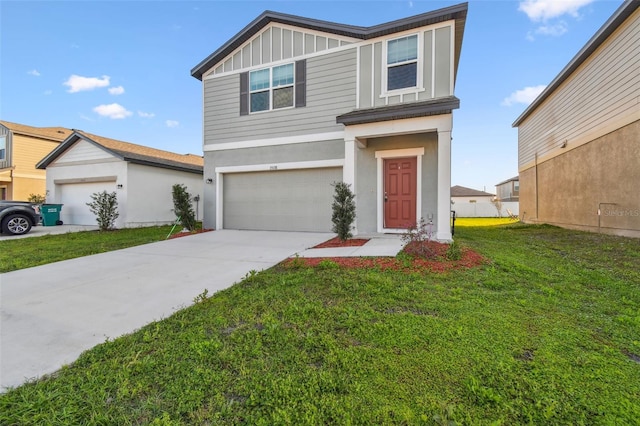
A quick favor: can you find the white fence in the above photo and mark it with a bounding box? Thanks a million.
[452,201,519,218]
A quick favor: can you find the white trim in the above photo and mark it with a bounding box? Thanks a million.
[356,46,361,109]
[215,159,344,230]
[449,23,455,96]
[431,28,436,98]
[375,148,425,233]
[381,33,422,98]
[204,131,344,152]
[215,158,344,174]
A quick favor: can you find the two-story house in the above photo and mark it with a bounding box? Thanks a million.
[513,1,639,237]
[0,121,70,201]
[495,176,519,202]
[191,3,467,240]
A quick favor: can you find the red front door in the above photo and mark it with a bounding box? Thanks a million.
[384,157,417,229]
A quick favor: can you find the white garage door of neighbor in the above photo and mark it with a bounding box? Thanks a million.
[59,182,117,225]
[223,167,342,232]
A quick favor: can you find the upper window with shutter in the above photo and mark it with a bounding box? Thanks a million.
[241,60,305,115]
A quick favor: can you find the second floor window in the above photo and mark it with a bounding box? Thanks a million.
[250,63,294,113]
[0,136,6,160]
[387,35,418,91]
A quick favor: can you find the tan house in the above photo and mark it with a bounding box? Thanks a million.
[0,121,70,201]
[513,1,639,238]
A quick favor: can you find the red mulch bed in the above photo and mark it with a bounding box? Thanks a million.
[313,236,370,248]
[283,240,486,273]
[168,228,214,239]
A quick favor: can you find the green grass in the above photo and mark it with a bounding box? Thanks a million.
[1,223,639,425]
[0,225,187,273]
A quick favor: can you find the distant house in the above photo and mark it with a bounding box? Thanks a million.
[191,4,468,240]
[513,1,639,238]
[451,185,494,204]
[37,131,204,228]
[0,121,70,201]
[495,176,519,202]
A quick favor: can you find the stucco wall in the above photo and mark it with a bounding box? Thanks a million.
[520,120,640,238]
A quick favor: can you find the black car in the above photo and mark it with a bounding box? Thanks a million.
[0,201,41,236]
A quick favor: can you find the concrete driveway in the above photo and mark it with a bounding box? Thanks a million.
[0,230,331,392]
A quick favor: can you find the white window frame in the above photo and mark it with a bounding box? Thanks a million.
[382,33,422,96]
[0,136,6,160]
[249,63,295,113]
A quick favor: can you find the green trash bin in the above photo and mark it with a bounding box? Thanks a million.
[41,204,64,226]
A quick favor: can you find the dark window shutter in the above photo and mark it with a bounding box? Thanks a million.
[239,72,249,116]
[295,60,306,108]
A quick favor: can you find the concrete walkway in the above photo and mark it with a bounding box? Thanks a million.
[0,230,332,392]
[0,224,100,240]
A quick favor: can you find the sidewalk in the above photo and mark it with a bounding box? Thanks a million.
[0,224,99,240]
[296,234,405,258]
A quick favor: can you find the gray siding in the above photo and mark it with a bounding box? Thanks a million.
[203,49,357,146]
[518,8,640,168]
[355,133,438,234]
[356,24,453,108]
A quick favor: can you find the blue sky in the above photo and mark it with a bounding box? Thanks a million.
[0,0,623,192]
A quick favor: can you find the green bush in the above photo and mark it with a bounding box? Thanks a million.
[27,193,46,204]
[172,184,196,232]
[86,191,119,231]
[331,181,356,241]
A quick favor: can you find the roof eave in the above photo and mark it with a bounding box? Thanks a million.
[336,97,460,126]
[512,0,639,127]
[191,3,468,81]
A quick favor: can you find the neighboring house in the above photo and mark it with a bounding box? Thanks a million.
[495,176,519,202]
[191,3,468,240]
[450,185,498,217]
[36,131,204,228]
[513,1,639,238]
[451,185,495,204]
[0,121,70,201]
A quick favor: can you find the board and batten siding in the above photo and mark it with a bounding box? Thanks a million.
[203,49,357,146]
[357,24,452,108]
[518,7,640,170]
[209,24,355,77]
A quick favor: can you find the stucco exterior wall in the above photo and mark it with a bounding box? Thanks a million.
[520,120,640,237]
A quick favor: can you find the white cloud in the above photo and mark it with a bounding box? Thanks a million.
[138,111,155,118]
[93,103,132,119]
[519,0,594,21]
[28,69,41,77]
[108,86,125,95]
[502,85,547,106]
[535,21,569,36]
[64,74,110,93]
[166,120,179,128]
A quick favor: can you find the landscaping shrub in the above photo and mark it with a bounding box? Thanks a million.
[86,191,119,231]
[172,184,196,232]
[331,181,356,241]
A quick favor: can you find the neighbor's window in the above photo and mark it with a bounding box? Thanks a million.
[514,181,520,191]
[387,35,418,91]
[250,63,294,113]
[0,136,6,160]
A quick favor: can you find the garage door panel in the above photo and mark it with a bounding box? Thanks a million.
[224,167,341,232]
[59,182,116,225]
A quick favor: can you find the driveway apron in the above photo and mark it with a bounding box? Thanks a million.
[0,230,331,392]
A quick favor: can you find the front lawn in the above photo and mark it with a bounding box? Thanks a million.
[1,223,639,424]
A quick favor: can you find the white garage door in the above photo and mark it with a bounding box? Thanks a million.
[223,167,342,232]
[59,182,117,225]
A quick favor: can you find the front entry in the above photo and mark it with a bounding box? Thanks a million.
[384,157,417,229]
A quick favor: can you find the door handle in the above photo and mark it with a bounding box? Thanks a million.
[384,192,388,202]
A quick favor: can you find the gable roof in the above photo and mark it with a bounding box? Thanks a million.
[0,120,72,142]
[37,131,203,174]
[496,176,519,186]
[513,0,639,127]
[191,3,468,81]
[451,185,494,197]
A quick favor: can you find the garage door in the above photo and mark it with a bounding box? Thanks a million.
[223,167,342,232]
[59,182,117,225]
